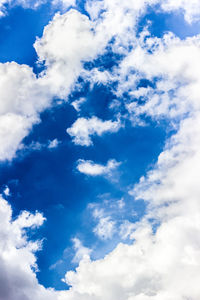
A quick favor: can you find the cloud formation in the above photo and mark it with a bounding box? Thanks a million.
[67,117,121,146]
[77,159,120,176]
[0,9,109,161]
[71,238,92,264]
[0,195,56,300]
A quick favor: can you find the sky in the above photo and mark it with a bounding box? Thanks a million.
[1,0,200,299]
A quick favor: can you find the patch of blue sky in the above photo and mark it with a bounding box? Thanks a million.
[0,4,53,67]
[0,93,166,289]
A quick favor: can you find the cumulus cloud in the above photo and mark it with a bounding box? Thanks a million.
[108,32,200,127]
[0,195,56,300]
[67,117,121,146]
[34,9,105,99]
[0,62,51,160]
[77,159,120,176]
[0,8,110,161]
[2,0,198,161]
[60,113,200,300]
[58,4,200,300]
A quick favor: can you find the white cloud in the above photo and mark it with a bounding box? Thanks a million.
[110,32,200,125]
[161,0,200,23]
[67,117,121,146]
[58,6,200,300]
[0,113,37,161]
[3,186,10,196]
[0,9,110,161]
[34,9,105,100]
[71,97,86,112]
[0,62,51,161]
[60,113,200,297]
[48,138,60,149]
[52,0,76,10]
[2,0,198,162]
[77,159,120,176]
[119,220,136,240]
[0,195,57,300]
[71,238,92,264]
[93,215,116,240]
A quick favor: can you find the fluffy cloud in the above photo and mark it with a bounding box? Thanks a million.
[34,9,105,99]
[67,117,121,146]
[3,0,199,161]
[0,9,109,161]
[0,7,126,161]
[58,5,200,300]
[110,32,200,126]
[60,111,200,300]
[0,61,52,160]
[0,195,57,300]
[60,214,200,300]
[77,159,120,176]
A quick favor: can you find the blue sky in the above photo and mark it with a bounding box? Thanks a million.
[1,1,200,299]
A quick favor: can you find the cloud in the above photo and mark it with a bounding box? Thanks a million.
[0,0,76,17]
[161,0,200,23]
[34,9,105,99]
[48,138,60,149]
[67,117,121,146]
[2,0,198,162]
[75,201,118,242]
[77,159,120,176]
[0,0,45,16]
[71,98,86,112]
[93,215,116,240]
[60,111,200,299]
[58,5,200,300]
[106,31,200,126]
[0,7,126,161]
[71,238,92,264]
[0,9,110,161]
[0,62,51,161]
[3,186,10,196]
[52,0,76,10]
[0,195,56,300]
